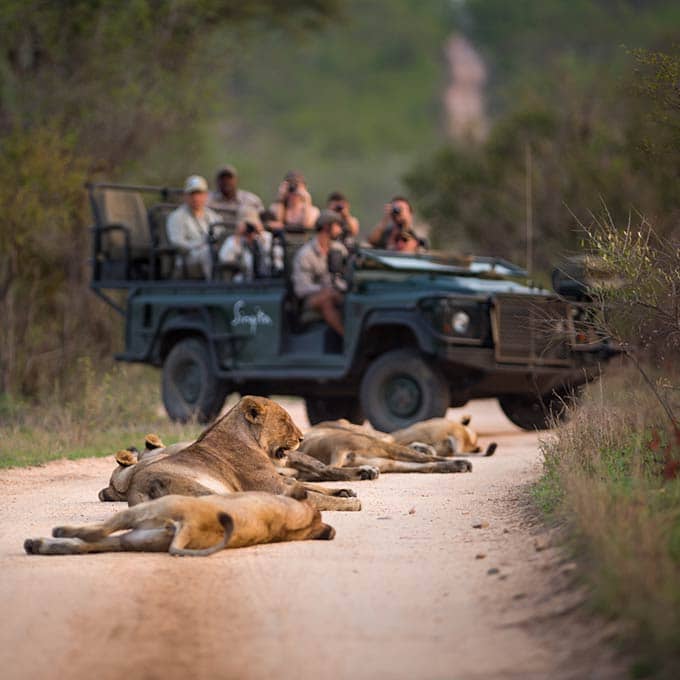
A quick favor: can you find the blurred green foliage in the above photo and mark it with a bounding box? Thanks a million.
[406,1,680,272]
[127,0,456,225]
[0,0,339,399]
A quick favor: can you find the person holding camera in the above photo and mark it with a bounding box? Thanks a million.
[368,196,425,252]
[218,207,272,282]
[326,191,360,251]
[268,170,320,231]
[292,210,347,337]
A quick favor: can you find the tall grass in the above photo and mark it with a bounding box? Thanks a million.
[536,369,680,677]
[0,362,202,468]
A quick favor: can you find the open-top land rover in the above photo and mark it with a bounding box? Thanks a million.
[89,182,615,431]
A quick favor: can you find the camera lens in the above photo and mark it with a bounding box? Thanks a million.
[288,183,298,193]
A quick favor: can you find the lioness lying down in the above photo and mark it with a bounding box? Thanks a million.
[98,396,360,512]
[299,424,474,474]
[391,416,497,457]
[24,491,334,556]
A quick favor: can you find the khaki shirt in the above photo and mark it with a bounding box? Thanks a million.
[166,204,222,254]
[209,189,264,215]
[292,237,347,299]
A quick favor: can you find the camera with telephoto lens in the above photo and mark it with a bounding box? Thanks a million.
[391,204,402,217]
[288,182,298,193]
[245,222,257,235]
[333,203,344,213]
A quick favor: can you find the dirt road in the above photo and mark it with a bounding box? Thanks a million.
[0,399,624,680]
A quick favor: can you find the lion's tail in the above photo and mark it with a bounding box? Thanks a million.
[168,513,235,557]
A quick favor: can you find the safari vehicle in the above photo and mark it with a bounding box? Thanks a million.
[88,182,615,432]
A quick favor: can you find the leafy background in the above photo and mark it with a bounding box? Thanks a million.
[0,0,678,397]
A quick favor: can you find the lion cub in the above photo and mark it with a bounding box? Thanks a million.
[24,491,334,557]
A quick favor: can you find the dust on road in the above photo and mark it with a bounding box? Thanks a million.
[0,399,624,680]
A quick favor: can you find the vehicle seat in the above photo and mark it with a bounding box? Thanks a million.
[148,202,181,279]
[91,188,152,280]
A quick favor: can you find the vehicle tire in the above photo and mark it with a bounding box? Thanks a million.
[162,337,229,423]
[360,349,450,432]
[305,397,364,426]
[498,389,577,431]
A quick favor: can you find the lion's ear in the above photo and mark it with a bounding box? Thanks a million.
[241,396,264,425]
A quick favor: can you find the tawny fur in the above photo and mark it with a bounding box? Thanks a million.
[299,425,473,474]
[98,396,361,511]
[24,491,335,556]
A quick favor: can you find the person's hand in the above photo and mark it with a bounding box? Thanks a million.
[277,181,289,201]
[380,203,393,225]
[297,184,311,204]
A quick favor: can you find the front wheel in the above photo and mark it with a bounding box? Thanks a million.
[498,389,578,431]
[162,337,229,423]
[360,349,450,432]
[305,397,364,426]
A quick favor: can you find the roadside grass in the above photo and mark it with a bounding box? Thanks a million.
[0,363,202,468]
[534,369,680,678]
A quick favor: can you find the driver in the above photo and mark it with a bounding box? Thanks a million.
[292,210,347,337]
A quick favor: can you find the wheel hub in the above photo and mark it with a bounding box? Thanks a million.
[385,375,422,418]
[175,358,201,404]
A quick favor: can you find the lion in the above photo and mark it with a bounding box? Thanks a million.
[24,490,334,556]
[310,415,496,458]
[100,438,377,506]
[98,396,360,511]
[298,424,473,474]
[391,416,497,457]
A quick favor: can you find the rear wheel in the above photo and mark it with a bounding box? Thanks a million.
[498,388,578,431]
[162,337,229,423]
[360,349,450,432]
[305,396,364,426]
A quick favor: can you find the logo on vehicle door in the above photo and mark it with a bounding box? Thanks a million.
[231,300,273,335]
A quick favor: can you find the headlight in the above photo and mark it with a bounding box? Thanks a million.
[419,297,485,342]
[452,311,470,334]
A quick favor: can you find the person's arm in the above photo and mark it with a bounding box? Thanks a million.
[251,192,264,213]
[302,205,320,229]
[345,214,360,237]
[367,203,392,246]
[218,235,241,264]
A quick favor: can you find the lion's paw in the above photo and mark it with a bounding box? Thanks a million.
[333,488,357,498]
[24,538,40,554]
[409,441,437,456]
[358,465,380,480]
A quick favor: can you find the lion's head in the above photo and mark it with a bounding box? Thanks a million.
[238,396,303,464]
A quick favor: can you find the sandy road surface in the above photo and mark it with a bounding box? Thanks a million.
[0,399,624,680]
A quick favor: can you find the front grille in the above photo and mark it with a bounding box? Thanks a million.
[491,295,574,365]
